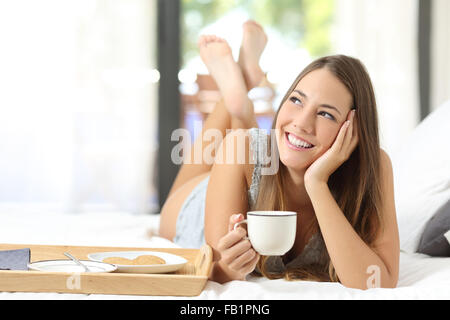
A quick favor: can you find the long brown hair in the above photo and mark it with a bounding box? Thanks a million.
[253,55,383,282]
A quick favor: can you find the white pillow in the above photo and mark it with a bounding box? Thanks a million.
[391,99,450,253]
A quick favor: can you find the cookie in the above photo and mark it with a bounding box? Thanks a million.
[135,255,165,265]
[103,257,134,265]
[103,255,165,265]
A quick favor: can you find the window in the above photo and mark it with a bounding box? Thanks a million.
[0,1,159,214]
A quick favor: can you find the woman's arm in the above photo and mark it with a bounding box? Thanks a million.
[306,149,399,289]
[204,130,259,283]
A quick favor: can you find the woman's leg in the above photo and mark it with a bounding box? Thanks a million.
[159,24,267,240]
[167,33,263,199]
[166,98,233,200]
[238,20,268,93]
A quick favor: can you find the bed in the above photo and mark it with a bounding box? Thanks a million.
[1,101,450,300]
[0,211,449,300]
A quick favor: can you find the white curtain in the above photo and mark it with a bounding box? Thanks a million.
[0,1,158,214]
[333,0,420,156]
[431,0,450,111]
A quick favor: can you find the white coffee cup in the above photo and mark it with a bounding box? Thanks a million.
[234,211,297,256]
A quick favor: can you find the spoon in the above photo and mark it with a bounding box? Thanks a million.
[64,252,91,272]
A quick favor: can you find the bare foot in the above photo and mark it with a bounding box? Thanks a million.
[198,35,254,123]
[238,20,267,91]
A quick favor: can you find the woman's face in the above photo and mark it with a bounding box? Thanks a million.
[275,68,353,172]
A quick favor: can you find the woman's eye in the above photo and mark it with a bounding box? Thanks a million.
[318,111,335,120]
[289,97,302,105]
[290,97,336,121]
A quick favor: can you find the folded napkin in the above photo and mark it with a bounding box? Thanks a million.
[0,248,30,270]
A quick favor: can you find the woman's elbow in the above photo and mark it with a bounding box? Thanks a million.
[341,273,398,290]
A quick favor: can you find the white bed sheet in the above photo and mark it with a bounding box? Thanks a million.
[0,211,449,300]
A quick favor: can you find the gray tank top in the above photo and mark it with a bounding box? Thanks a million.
[247,127,267,208]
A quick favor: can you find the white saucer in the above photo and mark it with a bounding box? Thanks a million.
[28,259,117,273]
[87,251,187,274]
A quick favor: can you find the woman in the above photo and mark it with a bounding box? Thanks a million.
[159,21,399,289]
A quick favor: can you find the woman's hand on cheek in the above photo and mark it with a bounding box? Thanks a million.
[304,109,358,190]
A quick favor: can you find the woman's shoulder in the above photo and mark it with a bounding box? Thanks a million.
[374,148,394,192]
[217,128,255,189]
[379,147,390,160]
[219,127,270,189]
[379,148,393,176]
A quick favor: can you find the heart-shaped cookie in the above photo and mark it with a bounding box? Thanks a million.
[103,255,165,265]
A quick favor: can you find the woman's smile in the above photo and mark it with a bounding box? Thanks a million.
[285,131,315,151]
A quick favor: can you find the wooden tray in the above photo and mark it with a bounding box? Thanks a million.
[0,243,212,296]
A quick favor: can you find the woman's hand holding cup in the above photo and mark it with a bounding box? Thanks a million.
[215,213,260,280]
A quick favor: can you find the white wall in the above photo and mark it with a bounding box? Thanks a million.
[333,0,420,156]
[431,0,450,111]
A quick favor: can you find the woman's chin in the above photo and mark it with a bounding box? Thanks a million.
[279,154,310,173]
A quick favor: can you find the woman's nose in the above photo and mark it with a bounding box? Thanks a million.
[292,107,315,134]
